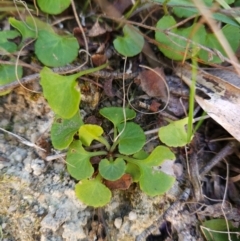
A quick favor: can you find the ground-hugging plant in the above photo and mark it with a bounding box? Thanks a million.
[51,107,176,207]
[1,0,239,210]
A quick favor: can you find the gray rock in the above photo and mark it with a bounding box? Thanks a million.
[31,158,45,176]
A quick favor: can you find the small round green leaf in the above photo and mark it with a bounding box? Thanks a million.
[118,122,146,155]
[158,117,189,147]
[66,141,94,180]
[139,166,175,196]
[99,158,126,181]
[0,30,20,53]
[37,0,71,14]
[40,67,80,119]
[155,16,206,60]
[202,219,240,241]
[113,25,144,57]
[75,179,112,207]
[199,24,240,63]
[79,124,103,146]
[35,30,79,67]
[99,107,136,127]
[51,112,83,150]
[0,64,22,86]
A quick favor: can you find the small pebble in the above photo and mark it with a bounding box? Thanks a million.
[0,119,9,127]
[128,211,137,221]
[1,223,7,229]
[31,158,45,176]
[114,217,122,229]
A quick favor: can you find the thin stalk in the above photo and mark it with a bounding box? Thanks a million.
[74,63,108,79]
[109,139,120,153]
[89,150,108,157]
[187,57,197,142]
[114,154,139,165]
[124,0,140,19]
[193,111,207,133]
[113,127,117,142]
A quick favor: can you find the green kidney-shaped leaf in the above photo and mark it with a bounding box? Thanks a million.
[139,146,175,166]
[139,166,175,196]
[37,0,71,14]
[35,30,79,67]
[99,107,136,127]
[51,112,83,150]
[79,124,103,146]
[158,117,189,147]
[0,30,20,53]
[199,24,240,63]
[40,67,80,119]
[99,158,126,181]
[66,140,94,180]
[117,122,146,155]
[155,15,206,61]
[113,25,144,57]
[202,219,240,241]
[0,64,23,86]
[75,179,111,207]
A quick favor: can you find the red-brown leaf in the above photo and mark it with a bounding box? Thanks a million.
[104,174,132,190]
[136,67,167,100]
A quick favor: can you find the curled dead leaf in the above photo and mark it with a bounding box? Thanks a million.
[135,67,167,100]
[92,53,107,66]
[73,27,86,47]
[88,21,106,37]
[103,78,116,97]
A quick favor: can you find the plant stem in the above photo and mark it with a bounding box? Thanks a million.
[74,63,108,79]
[187,57,197,142]
[114,154,139,165]
[109,139,119,153]
[89,150,108,157]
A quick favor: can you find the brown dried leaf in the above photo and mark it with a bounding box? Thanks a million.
[149,100,161,112]
[35,134,51,160]
[104,174,132,190]
[88,21,106,37]
[92,53,107,66]
[103,78,116,97]
[73,27,86,47]
[136,67,167,100]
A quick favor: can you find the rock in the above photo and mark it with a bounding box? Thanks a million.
[128,211,137,221]
[41,208,71,232]
[9,148,27,164]
[62,221,86,241]
[31,158,45,176]
[114,217,122,229]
